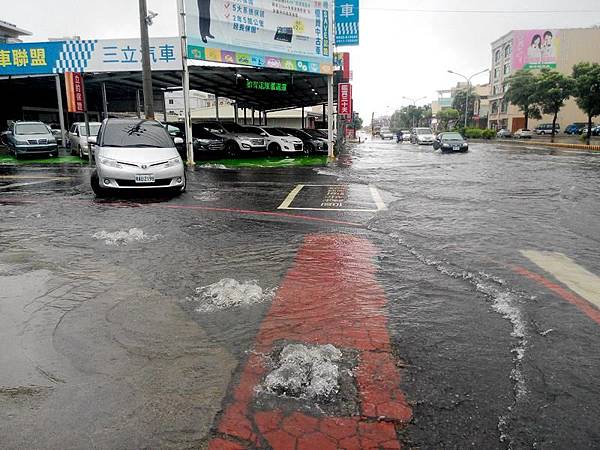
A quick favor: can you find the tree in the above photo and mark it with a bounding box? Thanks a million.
[436,108,460,131]
[572,62,600,145]
[504,70,541,129]
[348,113,363,130]
[534,69,575,143]
[452,90,478,127]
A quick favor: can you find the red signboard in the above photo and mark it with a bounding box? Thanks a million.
[338,83,352,117]
[342,52,350,82]
[65,72,86,113]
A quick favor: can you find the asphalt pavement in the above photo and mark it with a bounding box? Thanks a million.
[1,139,600,449]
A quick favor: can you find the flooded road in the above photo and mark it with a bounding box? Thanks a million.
[1,140,600,449]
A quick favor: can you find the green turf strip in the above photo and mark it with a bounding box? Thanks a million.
[0,155,87,165]
[197,155,328,168]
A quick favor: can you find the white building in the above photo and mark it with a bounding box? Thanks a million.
[0,20,31,43]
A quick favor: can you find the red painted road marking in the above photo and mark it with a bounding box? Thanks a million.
[514,265,600,326]
[210,234,412,449]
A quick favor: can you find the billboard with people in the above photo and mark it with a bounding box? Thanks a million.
[512,29,559,70]
[184,0,333,74]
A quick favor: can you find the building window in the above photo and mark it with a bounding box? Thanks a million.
[503,63,511,76]
[500,101,508,113]
[494,68,499,80]
[491,101,498,114]
[495,49,501,63]
[504,44,512,58]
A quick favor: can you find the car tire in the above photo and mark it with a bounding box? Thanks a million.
[90,170,107,197]
[79,145,87,160]
[177,173,187,194]
[70,145,77,156]
[269,143,282,155]
[225,141,240,157]
[304,143,314,155]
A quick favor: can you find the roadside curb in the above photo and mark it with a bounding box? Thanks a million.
[470,139,600,152]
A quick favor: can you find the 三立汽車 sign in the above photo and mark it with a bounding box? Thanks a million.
[184,0,333,74]
[0,37,182,76]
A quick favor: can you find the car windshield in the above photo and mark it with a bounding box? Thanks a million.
[193,126,220,140]
[100,120,174,148]
[442,133,463,140]
[222,122,248,133]
[15,123,49,135]
[283,129,311,139]
[79,124,101,136]
[263,128,288,137]
[416,128,432,135]
[242,126,264,135]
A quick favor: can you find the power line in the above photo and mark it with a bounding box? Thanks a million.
[362,7,600,14]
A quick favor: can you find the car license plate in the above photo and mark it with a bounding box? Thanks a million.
[453,146,460,151]
[135,174,155,183]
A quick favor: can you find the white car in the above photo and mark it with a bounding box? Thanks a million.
[411,127,435,145]
[244,126,303,154]
[514,129,533,139]
[68,122,102,159]
[401,130,412,142]
[90,118,185,196]
[380,129,395,140]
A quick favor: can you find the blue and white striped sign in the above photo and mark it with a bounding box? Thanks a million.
[0,38,181,76]
[335,0,360,46]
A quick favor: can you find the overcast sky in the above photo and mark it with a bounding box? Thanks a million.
[6,0,600,119]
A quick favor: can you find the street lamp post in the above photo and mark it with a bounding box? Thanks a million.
[447,69,489,129]
[402,96,427,128]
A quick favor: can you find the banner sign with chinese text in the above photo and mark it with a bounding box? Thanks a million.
[245,79,288,91]
[0,37,181,76]
[185,0,333,75]
[65,72,86,113]
[335,0,359,46]
[338,82,352,116]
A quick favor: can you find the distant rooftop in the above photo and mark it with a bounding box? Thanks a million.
[0,19,32,43]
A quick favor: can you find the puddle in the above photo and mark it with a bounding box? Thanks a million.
[262,343,343,399]
[92,228,159,246]
[199,163,229,170]
[187,278,274,312]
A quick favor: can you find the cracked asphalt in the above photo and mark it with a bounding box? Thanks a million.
[1,140,600,449]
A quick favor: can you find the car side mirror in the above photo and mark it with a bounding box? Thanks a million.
[261,132,267,137]
[174,137,184,145]
[88,136,97,145]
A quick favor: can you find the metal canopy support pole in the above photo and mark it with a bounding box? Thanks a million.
[243,108,247,125]
[252,108,255,125]
[215,96,220,121]
[101,82,109,119]
[234,102,239,123]
[264,111,267,126]
[322,104,326,125]
[327,74,334,158]
[302,106,305,129]
[136,90,142,118]
[139,0,155,119]
[162,90,168,122]
[177,0,194,166]
[54,74,66,149]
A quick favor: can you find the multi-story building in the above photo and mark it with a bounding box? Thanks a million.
[432,82,490,129]
[488,27,600,131]
[0,19,31,43]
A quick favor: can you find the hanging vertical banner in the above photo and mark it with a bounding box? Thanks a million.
[335,0,359,46]
[65,72,85,113]
[184,0,333,74]
[338,83,353,117]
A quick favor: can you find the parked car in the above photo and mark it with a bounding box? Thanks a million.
[68,122,102,159]
[411,127,435,145]
[581,125,600,136]
[401,130,412,142]
[380,128,395,140]
[201,121,267,155]
[90,118,185,196]
[243,126,303,154]
[514,129,533,139]
[48,123,64,146]
[565,123,588,135]
[278,127,328,154]
[497,128,512,138]
[534,123,560,135]
[5,121,58,159]
[191,125,225,155]
[433,132,469,152]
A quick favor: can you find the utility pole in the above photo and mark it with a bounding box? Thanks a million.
[139,0,155,119]
[448,68,489,129]
[403,96,427,128]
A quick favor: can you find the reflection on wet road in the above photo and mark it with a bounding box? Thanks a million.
[1,141,600,449]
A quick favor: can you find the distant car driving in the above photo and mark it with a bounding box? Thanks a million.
[411,127,435,145]
[5,121,58,159]
[380,129,394,140]
[90,118,185,196]
[433,132,469,153]
[401,130,412,142]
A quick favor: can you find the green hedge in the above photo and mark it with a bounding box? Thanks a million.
[462,128,496,140]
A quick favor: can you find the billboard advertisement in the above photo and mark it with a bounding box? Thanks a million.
[338,82,352,116]
[184,0,333,74]
[335,0,359,46]
[65,72,86,113]
[512,29,559,70]
[0,38,182,76]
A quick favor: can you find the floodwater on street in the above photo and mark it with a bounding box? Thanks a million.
[1,140,600,449]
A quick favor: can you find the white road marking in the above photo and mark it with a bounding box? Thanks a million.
[278,184,386,212]
[0,177,71,191]
[278,184,305,209]
[521,250,600,309]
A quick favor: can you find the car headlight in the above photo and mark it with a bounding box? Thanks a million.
[241,142,251,148]
[48,138,56,144]
[15,140,28,145]
[99,157,123,169]
[164,157,181,168]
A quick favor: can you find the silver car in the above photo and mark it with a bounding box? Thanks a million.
[68,122,102,159]
[201,121,267,155]
[5,121,58,158]
[90,118,185,196]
